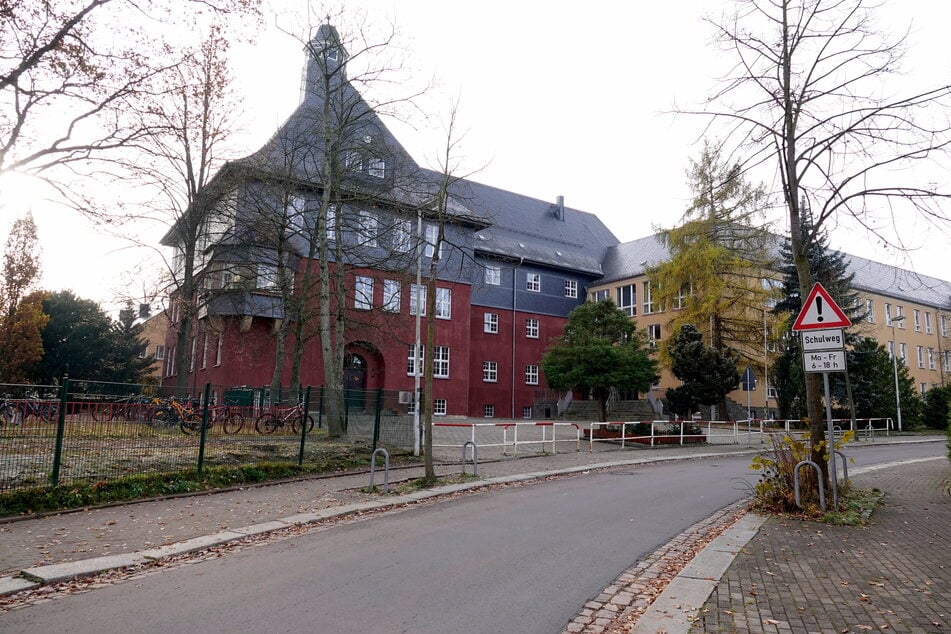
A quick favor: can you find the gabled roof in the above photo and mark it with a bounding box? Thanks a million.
[447,179,619,276]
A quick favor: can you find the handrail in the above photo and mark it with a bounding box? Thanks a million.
[433,421,581,456]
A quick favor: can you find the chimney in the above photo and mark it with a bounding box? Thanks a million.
[554,195,565,221]
[138,303,151,319]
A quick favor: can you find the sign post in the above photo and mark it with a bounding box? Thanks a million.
[792,283,852,509]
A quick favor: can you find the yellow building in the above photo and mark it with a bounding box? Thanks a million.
[588,234,951,417]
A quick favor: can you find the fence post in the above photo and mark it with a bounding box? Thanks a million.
[317,387,324,429]
[372,387,383,453]
[50,374,70,487]
[298,386,311,466]
[197,383,211,474]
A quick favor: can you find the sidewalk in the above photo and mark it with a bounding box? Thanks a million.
[0,436,947,634]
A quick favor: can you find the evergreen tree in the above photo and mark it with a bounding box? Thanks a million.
[37,291,115,383]
[542,300,659,422]
[105,303,155,384]
[840,338,921,427]
[771,208,866,419]
[921,385,951,431]
[665,324,741,418]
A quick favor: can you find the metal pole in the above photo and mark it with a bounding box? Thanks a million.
[413,207,423,455]
[822,372,838,509]
[891,316,905,431]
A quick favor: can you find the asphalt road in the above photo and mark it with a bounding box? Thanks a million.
[1,442,942,633]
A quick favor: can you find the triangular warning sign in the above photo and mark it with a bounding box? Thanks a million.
[792,282,852,331]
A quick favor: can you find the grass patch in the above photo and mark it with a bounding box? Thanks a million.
[821,487,884,526]
[0,448,393,517]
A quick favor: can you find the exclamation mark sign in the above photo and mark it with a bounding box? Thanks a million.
[816,296,824,322]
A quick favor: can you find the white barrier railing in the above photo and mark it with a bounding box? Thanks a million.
[432,421,581,456]
[586,420,707,450]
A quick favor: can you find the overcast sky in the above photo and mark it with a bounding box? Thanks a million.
[3,0,950,312]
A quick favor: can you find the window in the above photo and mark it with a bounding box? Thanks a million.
[485,265,501,286]
[920,382,928,394]
[564,279,578,298]
[526,273,541,292]
[914,309,921,332]
[944,351,951,372]
[888,340,894,358]
[215,335,222,366]
[139,348,147,359]
[358,211,378,247]
[407,344,424,376]
[345,151,361,170]
[367,158,385,178]
[154,345,165,360]
[943,315,950,338]
[928,347,935,370]
[383,280,400,312]
[424,224,442,258]
[643,281,655,314]
[325,204,337,236]
[885,303,892,325]
[592,289,610,302]
[257,263,279,290]
[433,346,450,378]
[354,276,373,309]
[285,195,306,233]
[525,364,539,385]
[674,284,689,310]
[917,345,924,368]
[900,343,907,361]
[433,399,447,416]
[410,284,427,316]
[522,406,533,419]
[616,284,636,316]
[483,361,498,383]
[647,324,661,348]
[435,287,451,319]
[189,337,197,373]
[525,318,539,339]
[865,299,874,323]
[483,404,495,418]
[393,220,413,253]
[896,305,905,327]
[925,312,933,334]
[484,312,499,334]
[201,334,208,370]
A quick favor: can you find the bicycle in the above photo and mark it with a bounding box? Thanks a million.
[0,397,21,427]
[207,403,245,434]
[152,397,202,433]
[254,403,314,434]
[17,398,59,423]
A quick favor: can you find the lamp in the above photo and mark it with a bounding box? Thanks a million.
[890,314,905,431]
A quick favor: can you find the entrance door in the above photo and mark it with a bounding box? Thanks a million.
[343,353,367,410]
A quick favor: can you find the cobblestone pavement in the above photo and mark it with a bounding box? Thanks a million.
[695,458,951,634]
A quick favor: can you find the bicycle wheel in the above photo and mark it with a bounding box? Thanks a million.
[40,403,58,423]
[255,413,279,434]
[92,402,115,422]
[222,411,244,434]
[152,407,174,426]
[291,414,315,434]
[179,412,203,435]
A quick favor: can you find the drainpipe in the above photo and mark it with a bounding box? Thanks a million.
[511,257,524,419]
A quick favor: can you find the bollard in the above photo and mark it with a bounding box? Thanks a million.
[461,441,478,476]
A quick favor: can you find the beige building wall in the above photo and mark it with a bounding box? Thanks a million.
[587,273,951,418]
[138,311,170,382]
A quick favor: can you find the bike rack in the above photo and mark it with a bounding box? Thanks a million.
[793,459,826,511]
[461,441,478,476]
[369,447,390,493]
[833,449,848,483]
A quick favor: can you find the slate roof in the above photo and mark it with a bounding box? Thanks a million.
[601,231,951,310]
[447,179,619,276]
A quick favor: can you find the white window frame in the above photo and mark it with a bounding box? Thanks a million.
[215,335,222,366]
[592,289,610,302]
[900,342,907,361]
[928,347,935,370]
[484,312,499,334]
[885,303,893,325]
[944,350,951,372]
[424,224,442,258]
[896,305,905,328]
[485,265,501,286]
[435,287,451,319]
[257,263,279,290]
[525,364,539,385]
[483,404,495,418]
[616,284,636,316]
[643,281,655,314]
[201,334,208,370]
[942,315,950,338]
[354,276,374,309]
[918,345,925,368]
[393,219,412,253]
[382,279,401,313]
[154,345,165,360]
[564,279,578,298]
[925,312,933,334]
[433,399,447,416]
[525,318,539,339]
[526,273,541,292]
[522,406,533,419]
[367,158,385,178]
[433,346,450,378]
[189,336,197,373]
[358,210,378,247]
[410,284,427,316]
[647,323,661,348]
[407,344,424,376]
[914,309,921,332]
[483,361,498,383]
[865,299,874,323]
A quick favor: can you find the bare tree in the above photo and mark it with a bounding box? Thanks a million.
[690,0,951,481]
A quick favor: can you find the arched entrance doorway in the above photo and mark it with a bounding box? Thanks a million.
[344,353,368,411]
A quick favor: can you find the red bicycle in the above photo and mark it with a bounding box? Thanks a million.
[254,403,314,434]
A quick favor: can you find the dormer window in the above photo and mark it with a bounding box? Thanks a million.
[368,158,385,178]
[324,46,339,62]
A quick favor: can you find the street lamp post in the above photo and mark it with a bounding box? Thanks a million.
[890,314,905,432]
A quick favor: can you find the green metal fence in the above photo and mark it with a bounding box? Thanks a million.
[0,380,415,493]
